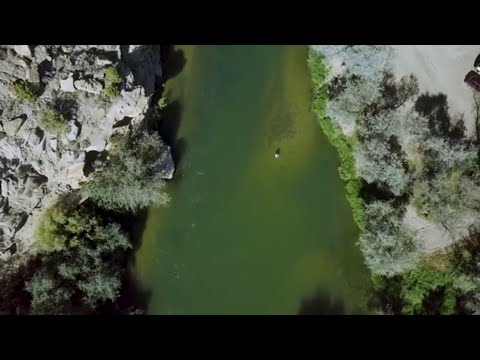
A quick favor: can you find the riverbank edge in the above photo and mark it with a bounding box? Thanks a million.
[308,49,378,313]
[306,48,457,314]
[307,46,480,315]
[307,49,365,231]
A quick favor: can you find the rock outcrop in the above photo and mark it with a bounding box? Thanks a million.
[0,45,174,274]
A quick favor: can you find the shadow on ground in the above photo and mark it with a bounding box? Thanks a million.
[414,92,466,143]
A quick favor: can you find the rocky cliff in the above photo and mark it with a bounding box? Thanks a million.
[0,45,173,277]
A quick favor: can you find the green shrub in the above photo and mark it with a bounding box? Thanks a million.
[38,107,67,134]
[360,201,420,276]
[104,66,122,99]
[105,66,122,84]
[86,132,171,212]
[36,206,69,252]
[36,202,96,253]
[10,81,38,102]
[105,85,120,99]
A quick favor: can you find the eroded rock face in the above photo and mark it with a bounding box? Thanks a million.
[121,45,162,96]
[0,45,172,272]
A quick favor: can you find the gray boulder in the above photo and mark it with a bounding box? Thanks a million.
[152,145,175,179]
[3,117,25,137]
[74,78,103,94]
[13,45,32,59]
[66,121,80,141]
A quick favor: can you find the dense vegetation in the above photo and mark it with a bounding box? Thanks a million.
[0,109,170,314]
[372,231,480,315]
[309,46,421,276]
[22,130,170,314]
[27,194,131,314]
[22,129,171,314]
[85,132,170,212]
[310,45,480,314]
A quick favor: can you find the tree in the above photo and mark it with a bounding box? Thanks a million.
[312,46,396,134]
[355,136,410,196]
[52,219,130,309]
[25,270,72,315]
[312,45,394,84]
[36,203,97,252]
[421,136,477,174]
[327,78,382,132]
[412,169,480,236]
[379,73,419,112]
[359,201,420,276]
[86,132,171,212]
[400,264,476,315]
[360,108,403,138]
[77,268,122,307]
[28,201,132,314]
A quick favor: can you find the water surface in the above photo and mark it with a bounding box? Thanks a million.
[136,45,371,314]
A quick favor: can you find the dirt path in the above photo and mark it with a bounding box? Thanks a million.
[403,205,454,252]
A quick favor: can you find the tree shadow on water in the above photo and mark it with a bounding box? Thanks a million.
[144,46,188,171]
[111,264,152,315]
[160,45,187,83]
[169,138,188,185]
[156,100,182,145]
[144,46,186,110]
[151,100,188,170]
[298,290,347,315]
[99,207,153,315]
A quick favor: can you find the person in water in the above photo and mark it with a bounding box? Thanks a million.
[274,148,280,159]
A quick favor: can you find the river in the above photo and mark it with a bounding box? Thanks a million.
[135,45,371,315]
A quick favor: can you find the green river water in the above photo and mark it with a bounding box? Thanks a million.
[135,45,371,315]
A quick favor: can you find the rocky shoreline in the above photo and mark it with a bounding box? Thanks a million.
[0,45,174,298]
